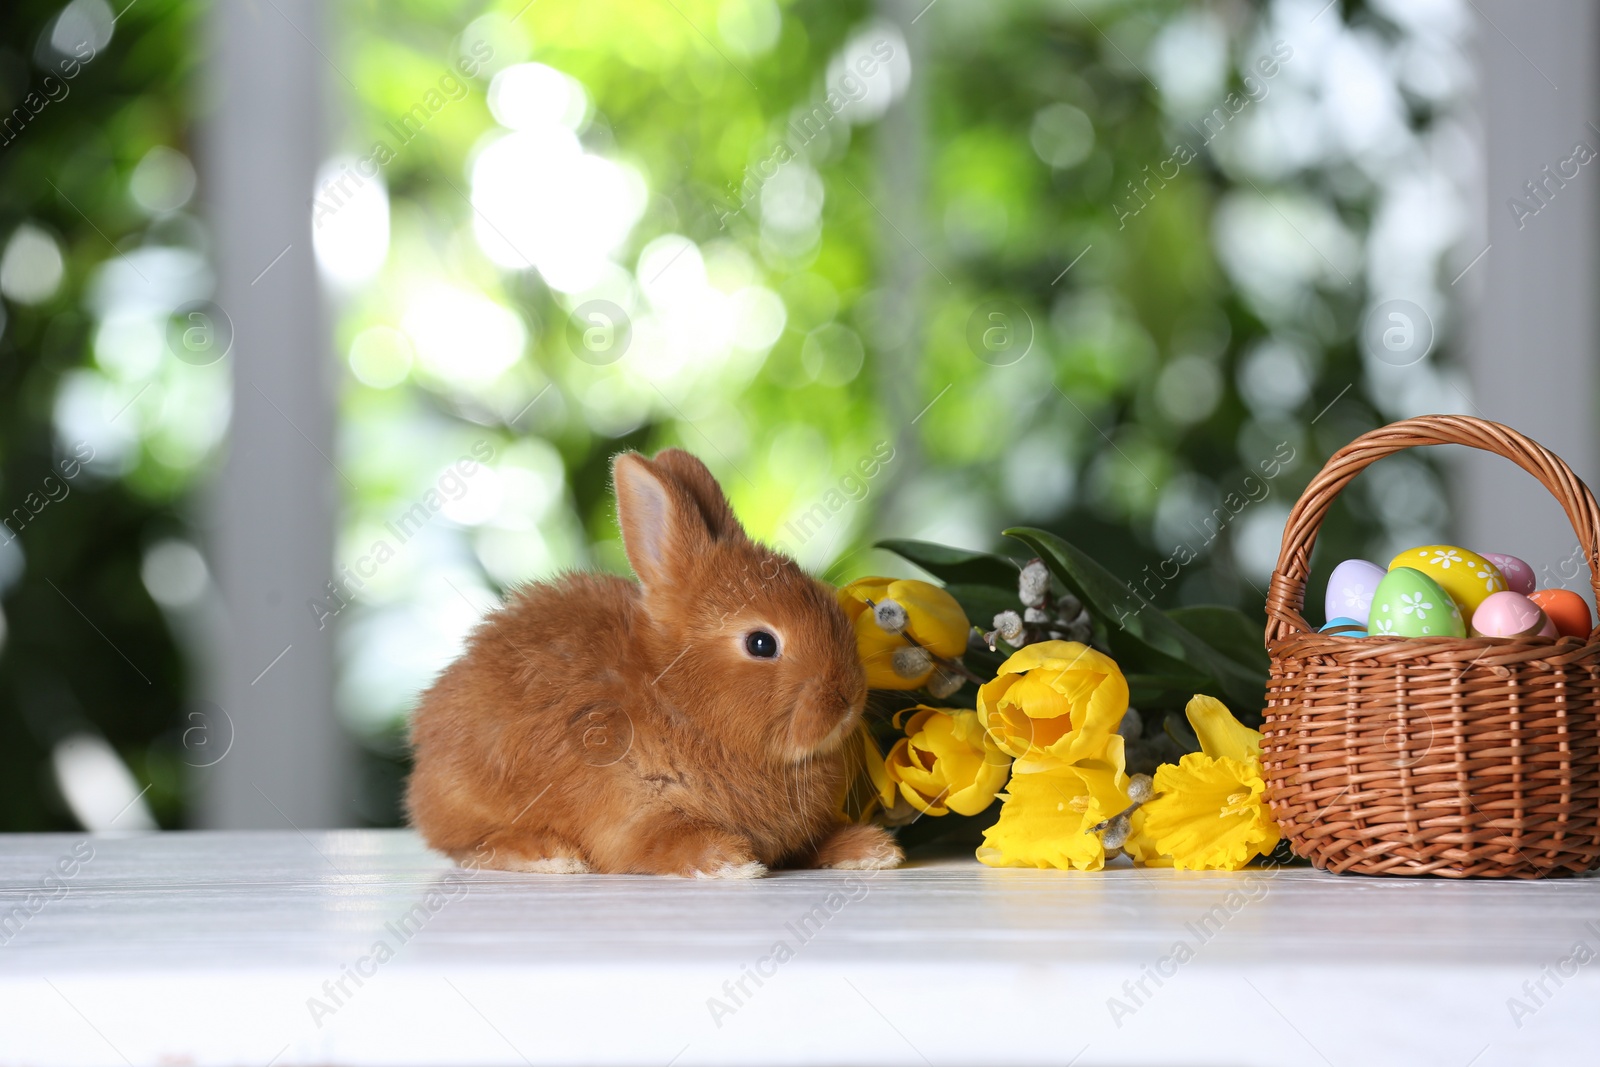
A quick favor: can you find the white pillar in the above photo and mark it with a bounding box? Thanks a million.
[199,0,346,826]
[872,0,929,523]
[1462,3,1600,583]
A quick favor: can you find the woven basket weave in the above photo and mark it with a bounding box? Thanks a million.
[1262,415,1600,878]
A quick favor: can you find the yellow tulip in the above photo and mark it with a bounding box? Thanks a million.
[837,577,971,689]
[976,754,1131,871]
[884,706,1012,816]
[1127,696,1281,871]
[975,641,1129,772]
[838,720,898,823]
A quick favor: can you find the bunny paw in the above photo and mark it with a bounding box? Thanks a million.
[812,823,904,870]
[520,856,596,874]
[823,848,903,871]
[455,846,594,873]
[693,861,769,880]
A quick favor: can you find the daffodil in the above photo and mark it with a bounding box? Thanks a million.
[884,706,1011,816]
[1187,692,1263,762]
[838,577,970,690]
[975,641,1129,772]
[1129,695,1281,871]
[976,756,1131,871]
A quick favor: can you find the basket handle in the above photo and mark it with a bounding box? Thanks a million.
[1265,414,1600,644]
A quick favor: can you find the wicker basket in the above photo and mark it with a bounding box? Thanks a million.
[1262,415,1600,878]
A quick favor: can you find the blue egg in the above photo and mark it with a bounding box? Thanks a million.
[1320,616,1369,638]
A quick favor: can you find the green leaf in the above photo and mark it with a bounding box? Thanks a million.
[876,539,1020,588]
[1126,672,1213,708]
[1165,604,1269,677]
[1107,630,1210,690]
[941,583,1018,634]
[1164,713,1201,754]
[1004,527,1266,711]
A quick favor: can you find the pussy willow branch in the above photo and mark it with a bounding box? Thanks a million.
[936,647,988,685]
[896,627,989,685]
[859,594,992,687]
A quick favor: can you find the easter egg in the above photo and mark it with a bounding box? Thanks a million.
[1324,559,1386,627]
[1471,591,1556,638]
[1387,545,1507,616]
[1368,567,1466,638]
[1528,589,1593,638]
[1481,552,1536,595]
[1320,617,1369,637]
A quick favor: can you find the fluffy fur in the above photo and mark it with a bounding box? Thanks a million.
[407,448,903,877]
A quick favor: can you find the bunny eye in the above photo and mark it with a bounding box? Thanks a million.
[744,630,779,659]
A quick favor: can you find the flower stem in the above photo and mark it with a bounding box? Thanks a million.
[935,654,988,685]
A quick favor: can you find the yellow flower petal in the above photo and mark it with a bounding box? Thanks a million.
[991,639,1122,680]
[853,611,927,689]
[884,707,1011,817]
[977,759,1130,870]
[975,641,1129,766]
[838,577,970,688]
[837,577,893,619]
[1185,694,1262,762]
[860,721,895,809]
[1130,752,1280,871]
[1014,734,1125,777]
[837,720,896,822]
[1003,673,1075,720]
[1122,805,1173,868]
[837,579,888,656]
[887,579,970,657]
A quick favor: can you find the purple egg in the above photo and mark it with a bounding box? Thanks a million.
[1324,559,1386,627]
[1481,552,1536,595]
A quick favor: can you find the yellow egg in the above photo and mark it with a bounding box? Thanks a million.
[1387,545,1507,616]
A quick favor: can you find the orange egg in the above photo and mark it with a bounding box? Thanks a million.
[1528,589,1593,639]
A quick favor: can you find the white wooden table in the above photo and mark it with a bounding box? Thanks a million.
[0,830,1595,1066]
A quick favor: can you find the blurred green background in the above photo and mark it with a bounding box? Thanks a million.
[0,0,1471,830]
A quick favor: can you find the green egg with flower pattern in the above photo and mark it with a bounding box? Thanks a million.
[1367,567,1466,638]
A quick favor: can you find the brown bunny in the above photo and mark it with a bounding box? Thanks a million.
[407,448,903,877]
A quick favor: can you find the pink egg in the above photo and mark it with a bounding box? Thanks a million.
[1472,590,1557,638]
[1481,552,1536,595]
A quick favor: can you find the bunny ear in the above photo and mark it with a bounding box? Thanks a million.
[613,450,744,589]
[649,448,747,543]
